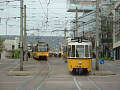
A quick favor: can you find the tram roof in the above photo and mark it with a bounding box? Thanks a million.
[68,41,91,46]
[37,42,48,45]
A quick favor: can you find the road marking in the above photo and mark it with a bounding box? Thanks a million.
[87,77,101,90]
[74,77,82,90]
[36,61,51,90]
[36,78,46,90]
[16,65,48,90]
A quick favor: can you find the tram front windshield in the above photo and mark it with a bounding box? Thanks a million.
[68,45,89,58]
[38,45,48,52]
[76,45,84,58]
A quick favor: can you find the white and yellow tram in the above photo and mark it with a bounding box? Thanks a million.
[67,40,92,74]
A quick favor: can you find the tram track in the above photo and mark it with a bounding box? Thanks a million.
[16,61,50,90]
[73,76,102,90]
[36,60,53,90]
[17,58,102,90]
[36,58,83,90]
[87,77,101,90]
[74,76,82,90]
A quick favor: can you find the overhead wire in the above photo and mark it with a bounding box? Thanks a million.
[38,0,47,18]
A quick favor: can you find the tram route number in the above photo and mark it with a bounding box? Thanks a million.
[100,60,104,64]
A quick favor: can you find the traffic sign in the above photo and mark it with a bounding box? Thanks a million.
[100,60,104,64]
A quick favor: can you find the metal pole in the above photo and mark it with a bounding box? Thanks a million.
[83,22,84,39]
[24,5,27,61]
[75,7,78,38]
[6,19,7,35]
[64,28,67,45]
[96,0,99,70]
[20,0,24,71]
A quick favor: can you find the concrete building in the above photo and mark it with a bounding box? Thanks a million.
[67,0,116,12]
[67,0,96,12]
[3,37,19,58]
[100,13,113,58]
[77,11,96,38]
[113,1,120,60]
[4,37,19,51]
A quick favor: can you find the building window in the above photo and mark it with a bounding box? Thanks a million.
[118,7,120,16]
[12,45,15,50]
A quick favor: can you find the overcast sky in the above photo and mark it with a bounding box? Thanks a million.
[0,0,77,36]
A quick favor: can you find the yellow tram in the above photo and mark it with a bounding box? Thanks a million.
[33,42,49,60]
[67,40,92,74]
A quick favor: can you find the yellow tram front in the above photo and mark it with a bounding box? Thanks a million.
[67,41,92,74]
[34,42,49,60]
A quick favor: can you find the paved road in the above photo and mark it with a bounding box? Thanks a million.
[0,57,120,90]
[0,59,19,71]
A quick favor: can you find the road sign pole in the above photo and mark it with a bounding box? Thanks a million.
[100,60,104,75]
[96,0,100,70]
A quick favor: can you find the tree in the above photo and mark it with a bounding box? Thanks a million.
[0,37,4,53]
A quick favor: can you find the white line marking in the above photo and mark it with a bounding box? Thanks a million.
[74,77,82,90]
[37,80,44,90]
[88,77,101,90]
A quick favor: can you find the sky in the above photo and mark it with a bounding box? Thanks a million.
[0,0,76,36]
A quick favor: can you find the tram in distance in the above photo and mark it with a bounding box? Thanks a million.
[62,44,68,59]
[33,42,49,60]
[67,40,92,74]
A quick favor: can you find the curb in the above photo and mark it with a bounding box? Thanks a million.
[7,71,36,76]
[91,71,116,76]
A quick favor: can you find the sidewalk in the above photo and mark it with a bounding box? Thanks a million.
[7,58,44,76]
[92,59,120,76]
[108,60,120,65]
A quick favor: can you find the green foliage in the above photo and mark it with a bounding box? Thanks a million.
[14,49,20,59]
[0,38,4,53]
[100,57,112,61]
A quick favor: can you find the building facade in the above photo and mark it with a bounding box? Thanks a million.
[70,1,115,58]
[113,2,120,60]
[100,14,113,58]
[4,37,19,51]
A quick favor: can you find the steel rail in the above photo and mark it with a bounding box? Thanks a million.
[16,61,49,90]
[73,77,82,90]
[36,60,52,90]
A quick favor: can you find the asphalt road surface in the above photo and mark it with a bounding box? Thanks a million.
[0,57,120,90]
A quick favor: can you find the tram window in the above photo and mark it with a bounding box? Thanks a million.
[85,45,89,57]
[38,45,48,52]
[76,45,84,58]
[72,45,75,57]
[89,45,92,57]
[68,45,72,57]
